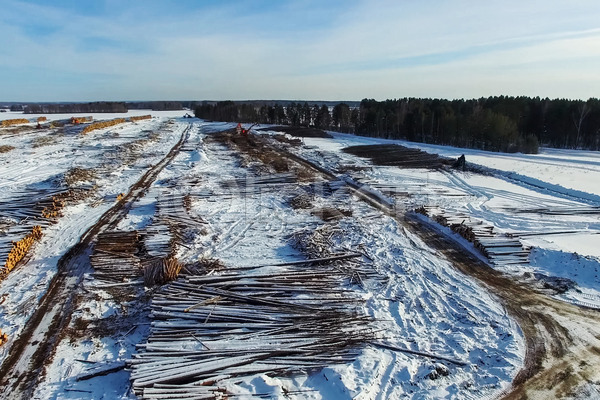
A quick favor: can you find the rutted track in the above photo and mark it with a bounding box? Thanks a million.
[0,123,192,399]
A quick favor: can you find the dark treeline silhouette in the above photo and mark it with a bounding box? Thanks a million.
[128,101,183,111]
[24,102,128,114]
[22,101,185,113]
[195,97,600,153]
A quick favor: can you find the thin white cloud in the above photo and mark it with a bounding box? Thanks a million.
[1,0,599,100]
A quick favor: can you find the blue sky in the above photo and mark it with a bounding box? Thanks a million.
[1,0,599,101]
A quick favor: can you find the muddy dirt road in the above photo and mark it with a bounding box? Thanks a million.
[0,124,191,399]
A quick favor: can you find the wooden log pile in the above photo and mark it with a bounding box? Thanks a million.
[0,188,69,259]
[130,115,152,122]
[289,225,381,286]
[81,118,127,134]
[1,225,42,278]
[142,224,172,259]
[220,173,297,196]
[416,205,529,267]
[342,144,454,169]
[143,256,183,286]
[90,230,142,283]
[129,259,375,398]
[1,118,29,128]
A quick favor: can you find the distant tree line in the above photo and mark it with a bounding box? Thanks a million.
[127,101,183,111]
[195,97,600,153]
[24,102,128,114]
[21,101,185,114]
[195,101,358,133]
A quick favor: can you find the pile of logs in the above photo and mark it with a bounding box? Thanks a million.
[1,118,29,128]
[342,144,453,169]
[289,225,339,259]
[143,256,183,286]
[81,118,127,134]
[130,115,152,122]
[0,329,8,346]
[416,205,529,267]
[219,173,297,196]
[1,225,42,277]
[289,226,381,286]
[142,225,172,258]
[129,257,375,398]
[90,230,141,283]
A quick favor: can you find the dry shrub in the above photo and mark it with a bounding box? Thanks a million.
[289,193,313,209]
[64,167,96,186]
[82,118,126,134]
[37,116,47,122]
[311,207,353,222]
[182,257,226,275]
[144,256,183,286]
[290,225,338,259]
[0,145,15,153]
[414,206,428,216]
[1,118,29,127]
[32,136,57,148]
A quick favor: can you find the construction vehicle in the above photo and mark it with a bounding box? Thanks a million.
[236,123,258,136]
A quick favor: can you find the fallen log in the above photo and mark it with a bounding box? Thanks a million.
[76,361,126,381]
[370,342,468,366]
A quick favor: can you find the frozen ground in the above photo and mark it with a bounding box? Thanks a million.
[1,119,599,399]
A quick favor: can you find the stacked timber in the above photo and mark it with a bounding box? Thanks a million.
[90,230,141,283]
[0,187,87,265]
[129,256,374,398]
[418,205,529,267]
[141,224,172,258]
[157,191,204,231]
[219,173,297,196]
[343,144,453,169]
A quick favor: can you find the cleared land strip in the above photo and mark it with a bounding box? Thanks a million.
[0,123,192,400]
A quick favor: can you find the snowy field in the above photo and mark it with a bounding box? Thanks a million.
[289,132,600,308]
[1,117,599,398]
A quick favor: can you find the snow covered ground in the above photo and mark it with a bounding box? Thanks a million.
[284,131,600,308]
[2,118,599,398]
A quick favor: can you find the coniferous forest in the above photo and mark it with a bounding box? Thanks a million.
[195,97,600,154]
